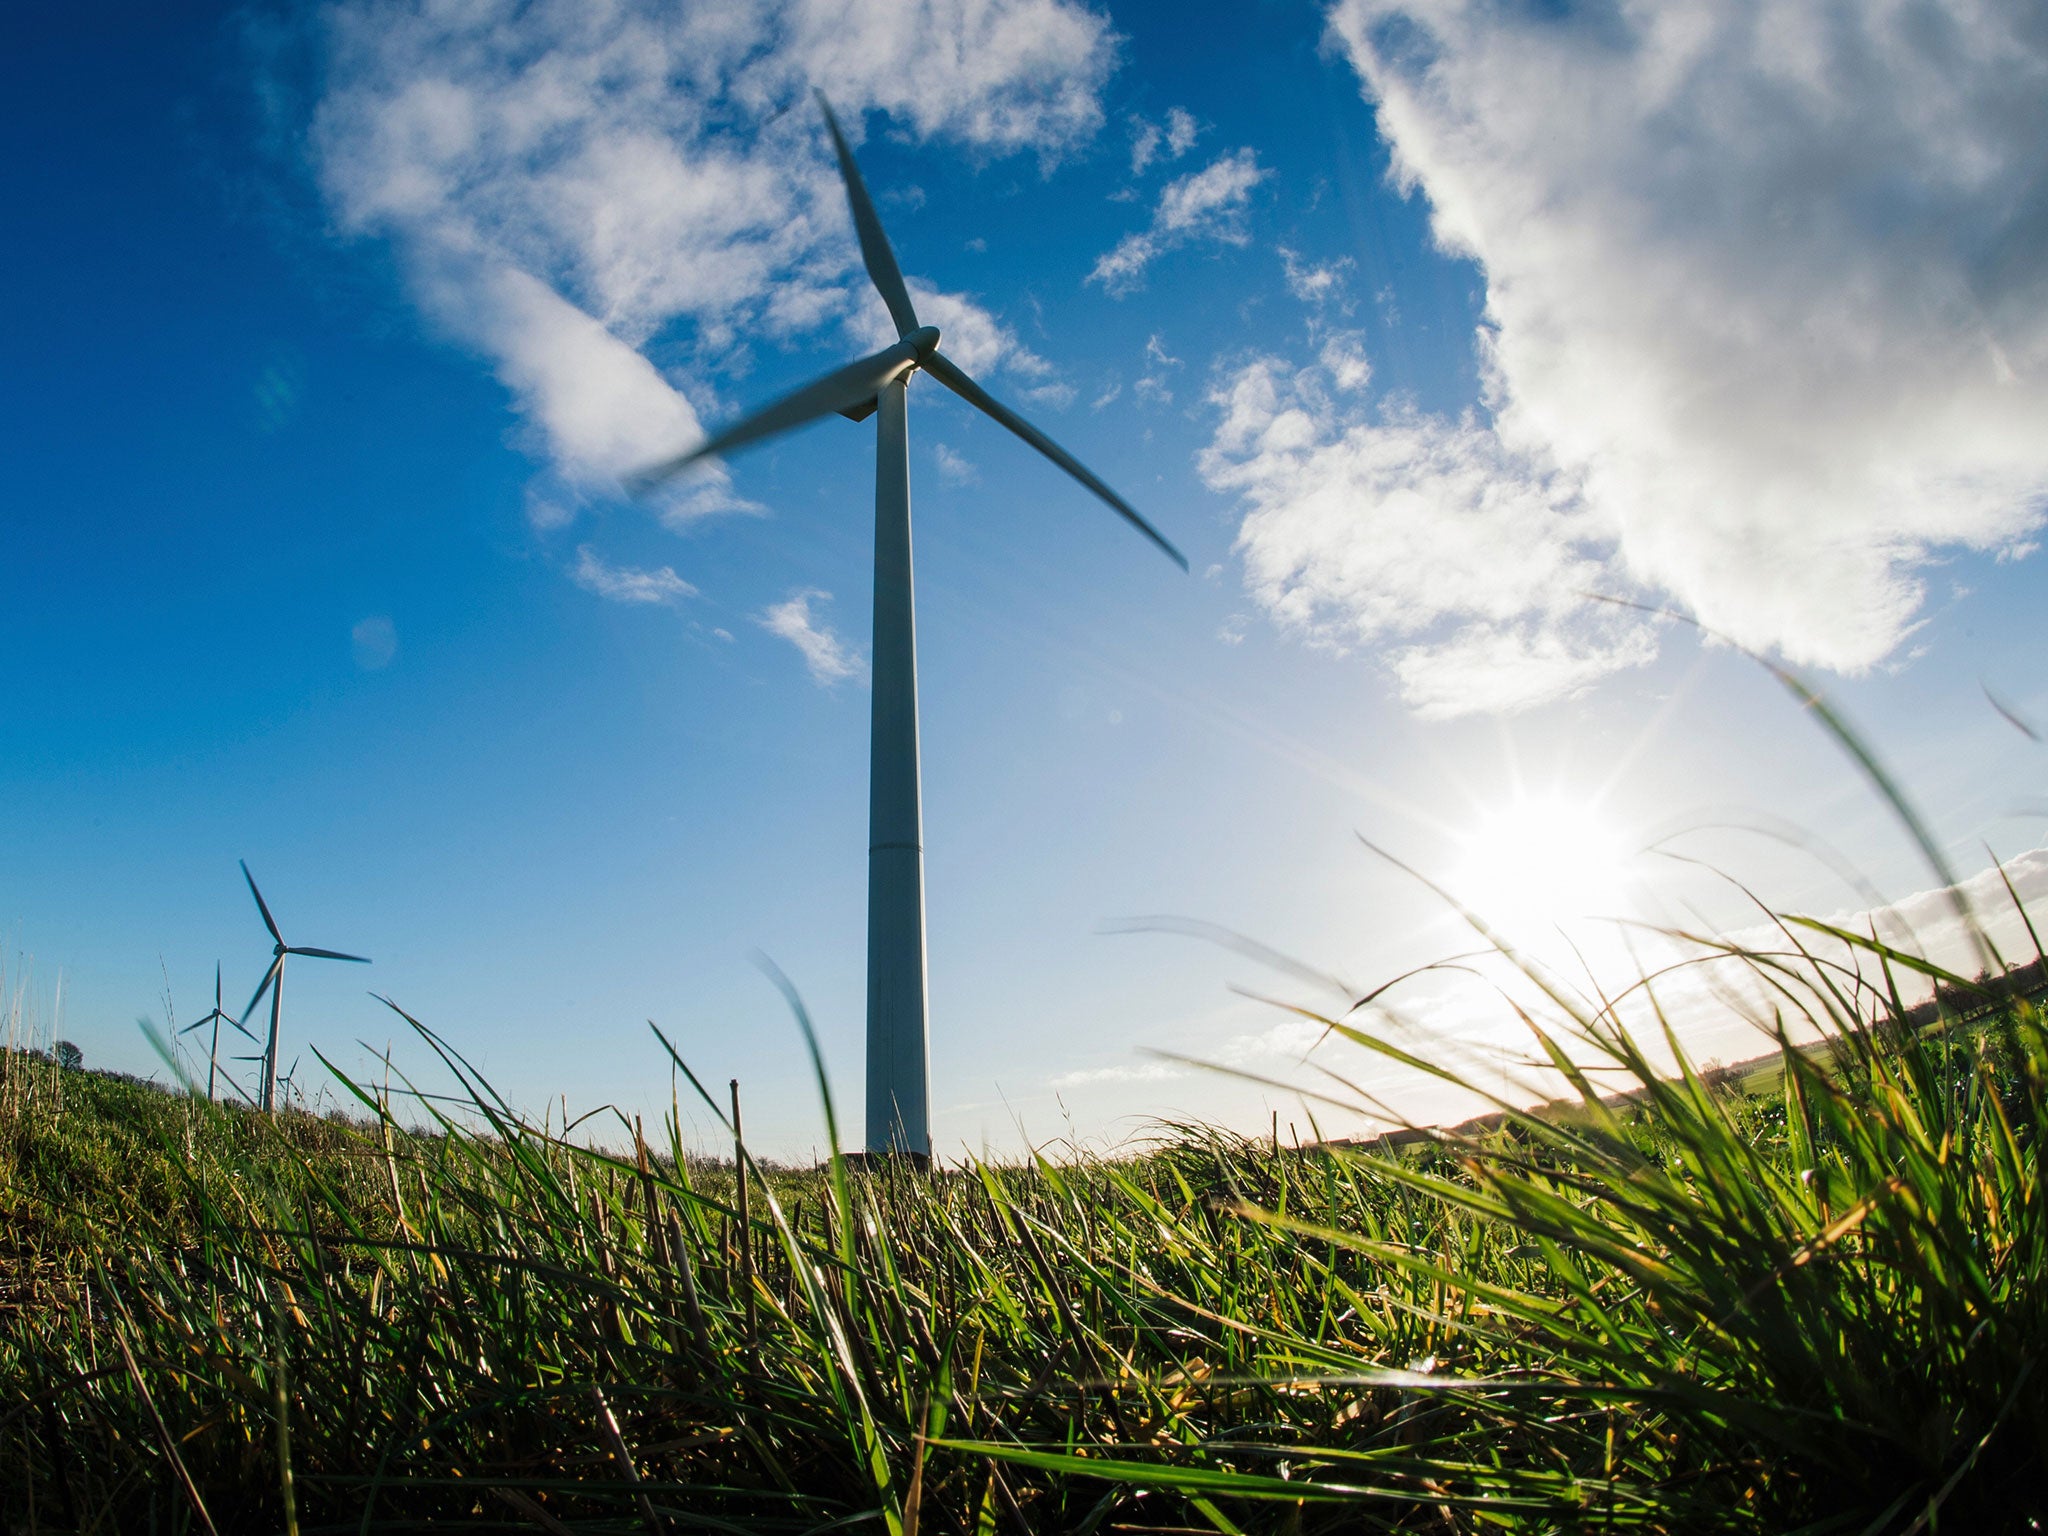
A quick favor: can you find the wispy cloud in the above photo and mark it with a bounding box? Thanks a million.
[572,545,698,605]
[759,589,865,685]
[304,0,1117,523]
[934,442,977,482]
[1279,247,1353,309]
[1127,104,1199,175]
[1324,0,2048,674]
[1049,1060,1185,1087]
[1128,119,1161,177]
[1131,332,1181,407]
[1089,148,1270,295]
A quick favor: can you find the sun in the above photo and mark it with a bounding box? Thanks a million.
[1449,794,1633,952]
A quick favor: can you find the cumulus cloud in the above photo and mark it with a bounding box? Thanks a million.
[759,589,865,684]
[306,0,1117,518]
[1089,147,1271,295]
[1200,350,1655,717]
[1322,0,2048,674]
[571,545,698,605]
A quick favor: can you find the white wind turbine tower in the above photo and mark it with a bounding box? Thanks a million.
[634,95,1185,1160]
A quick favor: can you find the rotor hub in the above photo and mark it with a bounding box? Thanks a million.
[905,325,941,362]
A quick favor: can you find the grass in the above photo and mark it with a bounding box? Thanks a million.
[3,670,2045,1532]
[3,906,2045,1534]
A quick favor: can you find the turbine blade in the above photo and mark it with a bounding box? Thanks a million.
[240,959,281,1025]
[629,341,917,491]
[288,947,372,963]
[178,1017,209,1035]
[922,351,1188,571]
[816,92,920,339]
[241,860,283,945]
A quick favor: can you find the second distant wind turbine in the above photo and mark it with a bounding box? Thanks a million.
[634,94,1184,1160]
[180,963,255,1103]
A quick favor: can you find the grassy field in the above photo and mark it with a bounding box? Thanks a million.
[4,893,2046,1535]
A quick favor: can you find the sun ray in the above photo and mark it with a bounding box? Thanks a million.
[1450,792,1634,960]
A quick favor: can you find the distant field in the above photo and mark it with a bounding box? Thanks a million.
[4,925,2044,1534]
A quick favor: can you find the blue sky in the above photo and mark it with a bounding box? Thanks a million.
[5,0,2046,1156]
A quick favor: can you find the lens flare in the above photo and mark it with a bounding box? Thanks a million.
[1450,794,1632,954]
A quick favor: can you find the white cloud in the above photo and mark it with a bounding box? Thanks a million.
[1325,0,2048,673]
[1280,246,1354,308]
[1319,331,1372,392]
[1154,148,1267,236]
[1128,117,1161,176]
[571,545,698,605]
[1128,104,1199,175]
[453,265,734,504]
[524,488,578,532]
[849,278,1050,379]
[307,0,1117,513]
[1130,332,1182,407]
[934,442,977,482]
[1088,148,1271,295]
[1049,1060,1185,1087]
[1200,352,1655,717]
[759,589,865,684]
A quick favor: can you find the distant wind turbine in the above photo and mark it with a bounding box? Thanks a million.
[236,861,370,1113]
[179,962,255,1103]
[633,94,1185,1159]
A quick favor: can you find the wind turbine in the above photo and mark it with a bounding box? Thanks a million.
[236,860,371,1113]
[633,95,1185,1160]
[179,963,255,1103]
